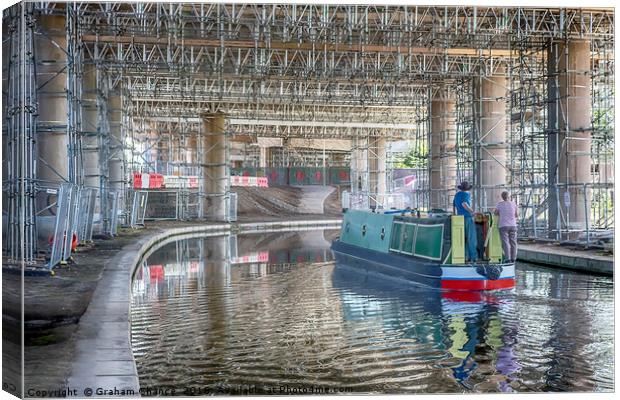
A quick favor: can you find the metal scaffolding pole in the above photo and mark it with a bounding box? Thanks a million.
[3,2,38,263]
[96,67,111,233]
[13,4,610,236]
[66,3,83,185]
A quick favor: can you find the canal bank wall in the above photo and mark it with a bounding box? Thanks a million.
[65,218,342,397]
[518,242,613,275]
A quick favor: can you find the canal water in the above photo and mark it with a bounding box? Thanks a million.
[131,229,613,394]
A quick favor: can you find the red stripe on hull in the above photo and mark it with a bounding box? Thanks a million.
[441,278,515,291]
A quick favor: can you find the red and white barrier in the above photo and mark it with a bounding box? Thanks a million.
[231,251,269,264]
[133,172,163,189]
[133,173,200,189]
[135,172,267,189]
[231,176,269,188]
[187,176,199,188]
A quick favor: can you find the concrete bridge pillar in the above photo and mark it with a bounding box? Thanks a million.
[35,15,68,188]
[259,146,272,168]
[430,87,457,210]
[201,113,228,221]
[82,66,99,192]
[473,67,508,211]
[558,40,592,233]
[368,137,387,209]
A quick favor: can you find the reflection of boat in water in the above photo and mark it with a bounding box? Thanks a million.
[331,210,515,291]
[332,264,520,391]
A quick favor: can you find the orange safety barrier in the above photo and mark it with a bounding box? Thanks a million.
[133,172,142,188]
[49,232,78,252]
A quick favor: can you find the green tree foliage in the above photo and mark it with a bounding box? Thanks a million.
[395,146,428,169]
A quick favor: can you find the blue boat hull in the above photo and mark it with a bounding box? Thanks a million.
[331,239,515,291]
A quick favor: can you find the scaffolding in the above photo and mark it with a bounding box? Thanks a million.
[65,3,83,185]
[3,2,37,263]
[508,37,551,239]
[505,36,615,242]
[2,4,615,267]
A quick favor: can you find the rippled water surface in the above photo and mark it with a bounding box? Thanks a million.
[131,229,614,394]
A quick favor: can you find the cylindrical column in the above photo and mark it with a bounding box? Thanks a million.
[558,40,592,232]
[259,146,268,168]
[430,88,457,210]
[35,15,67,187]
[474,68,508,211]
[82,66,99,191]
[368,137,387,209]
[202,113,228,221]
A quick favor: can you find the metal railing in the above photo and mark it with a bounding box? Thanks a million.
[62,186,80,262]
[76,187,97,242]
[343,191,405,211]
[130,190,149,227]
[228,192,238,222]
[178,190,201,220]
[518,182,614,247]
[108,191,120,235]
[47,183,72,269]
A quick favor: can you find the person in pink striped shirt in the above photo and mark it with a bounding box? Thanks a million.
[494,191,518,263]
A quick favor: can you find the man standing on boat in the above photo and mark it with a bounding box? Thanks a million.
[495,191,518,263]
[453,181,479,262]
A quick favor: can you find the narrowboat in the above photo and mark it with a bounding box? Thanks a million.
[331,210,515,291]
